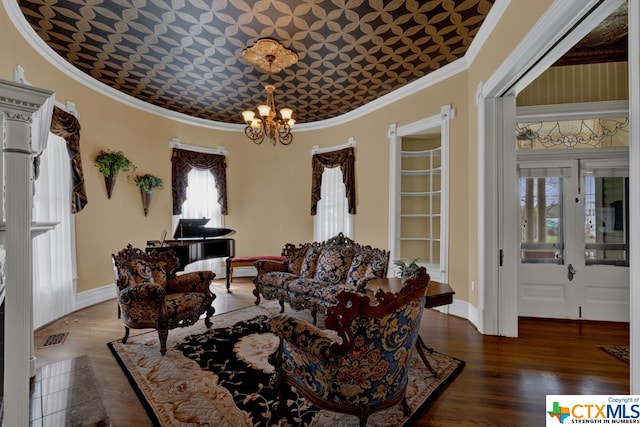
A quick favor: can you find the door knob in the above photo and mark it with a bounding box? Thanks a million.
[568,264,577,281]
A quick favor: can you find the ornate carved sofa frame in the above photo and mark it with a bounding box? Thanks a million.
[252,233,390,323]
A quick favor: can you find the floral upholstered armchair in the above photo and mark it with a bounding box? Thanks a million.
[112,244,216,355]
[268,267,430,426]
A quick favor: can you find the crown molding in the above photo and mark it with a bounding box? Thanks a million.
[464,0,511,65]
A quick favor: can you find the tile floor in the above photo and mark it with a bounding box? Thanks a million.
[29,355,110,426]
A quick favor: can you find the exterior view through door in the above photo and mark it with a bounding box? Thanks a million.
[516,114,630,322]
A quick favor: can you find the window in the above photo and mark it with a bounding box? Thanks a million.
[314,166,354,241]
[518,173,565,264]
[179,169,221,223]
[582,161,629,266]
[515,106,631,267]
[170,142,228,275]
[173,168,224,274]
[516,117,629,151]
[517,159,629,267]
[32,133,76,329]
[310,142,356,242]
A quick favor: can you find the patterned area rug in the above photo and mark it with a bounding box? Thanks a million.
[108,303,464,426]
[597,345,630,364]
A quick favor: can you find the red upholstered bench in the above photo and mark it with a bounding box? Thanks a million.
[225,256,287,293]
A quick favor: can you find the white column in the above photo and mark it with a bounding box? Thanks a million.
[0,79,54,427]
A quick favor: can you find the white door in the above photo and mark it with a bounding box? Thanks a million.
[517,156,630,321]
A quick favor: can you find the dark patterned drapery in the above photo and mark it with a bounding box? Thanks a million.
[171,148,227,215]
[310,146,355,215]
[49,106,87,213]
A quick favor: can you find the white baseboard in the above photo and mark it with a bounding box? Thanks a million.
[432,298,480,330]
[71,280,482,333]
[75,283,116,311]
[467,302,480,329]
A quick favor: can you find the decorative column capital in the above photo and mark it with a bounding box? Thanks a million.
[0,79,54,154]
[0,79,53,116]
[4,112,32,125]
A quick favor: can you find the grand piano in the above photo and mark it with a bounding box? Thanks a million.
[146,218,235,278]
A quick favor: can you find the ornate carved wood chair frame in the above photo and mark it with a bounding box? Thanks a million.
[112,244,216,355]
[269,267,430,426]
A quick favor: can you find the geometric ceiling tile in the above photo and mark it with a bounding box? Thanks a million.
[18,0,498,124]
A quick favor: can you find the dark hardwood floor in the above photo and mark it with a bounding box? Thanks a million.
[33,277,630,426]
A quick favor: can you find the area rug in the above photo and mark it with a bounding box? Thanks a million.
[597,345,630,364]
[108,302,464,426]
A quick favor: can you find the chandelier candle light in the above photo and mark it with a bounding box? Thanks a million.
[241,38,298,146]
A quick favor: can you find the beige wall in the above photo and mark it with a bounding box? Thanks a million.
[518,62,629,105]
[0,1,558,302]
[462,0,556,306]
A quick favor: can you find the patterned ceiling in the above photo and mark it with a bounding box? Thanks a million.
[554,2,628,66]
[17,0,496,125]
[15,1,628,126]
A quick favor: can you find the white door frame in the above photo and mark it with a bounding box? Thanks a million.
[478,0,639,390]
[387,105,454,284]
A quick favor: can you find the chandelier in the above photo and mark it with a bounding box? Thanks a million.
[241,39,298,146]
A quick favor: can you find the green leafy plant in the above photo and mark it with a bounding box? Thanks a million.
[94,150,135,177]
[393,258,420,279]
[134,174,164,194]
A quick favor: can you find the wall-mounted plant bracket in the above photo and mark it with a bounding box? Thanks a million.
[134,174,163,216]
[94,150,135,199]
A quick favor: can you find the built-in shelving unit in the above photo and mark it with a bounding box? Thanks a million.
[400,144,441,265]
[388,105,452,283]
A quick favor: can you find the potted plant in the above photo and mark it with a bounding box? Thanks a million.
[393,258,420,280]
[94,150,135,199]
[134,174,163,216]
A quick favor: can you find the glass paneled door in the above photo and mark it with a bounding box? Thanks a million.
[517,158,629,321]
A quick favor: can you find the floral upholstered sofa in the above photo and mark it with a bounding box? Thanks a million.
[253,233,390,323]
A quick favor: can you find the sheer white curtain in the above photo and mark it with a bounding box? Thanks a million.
[313,166,354,241]
[174,168,223,275]
[32,133,76,329]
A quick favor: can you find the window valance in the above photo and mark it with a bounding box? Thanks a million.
[311,146,355,215]
[171,148,227,215]
[49,106,87,213]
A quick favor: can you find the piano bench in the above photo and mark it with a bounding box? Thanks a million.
[225,256,286,293]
